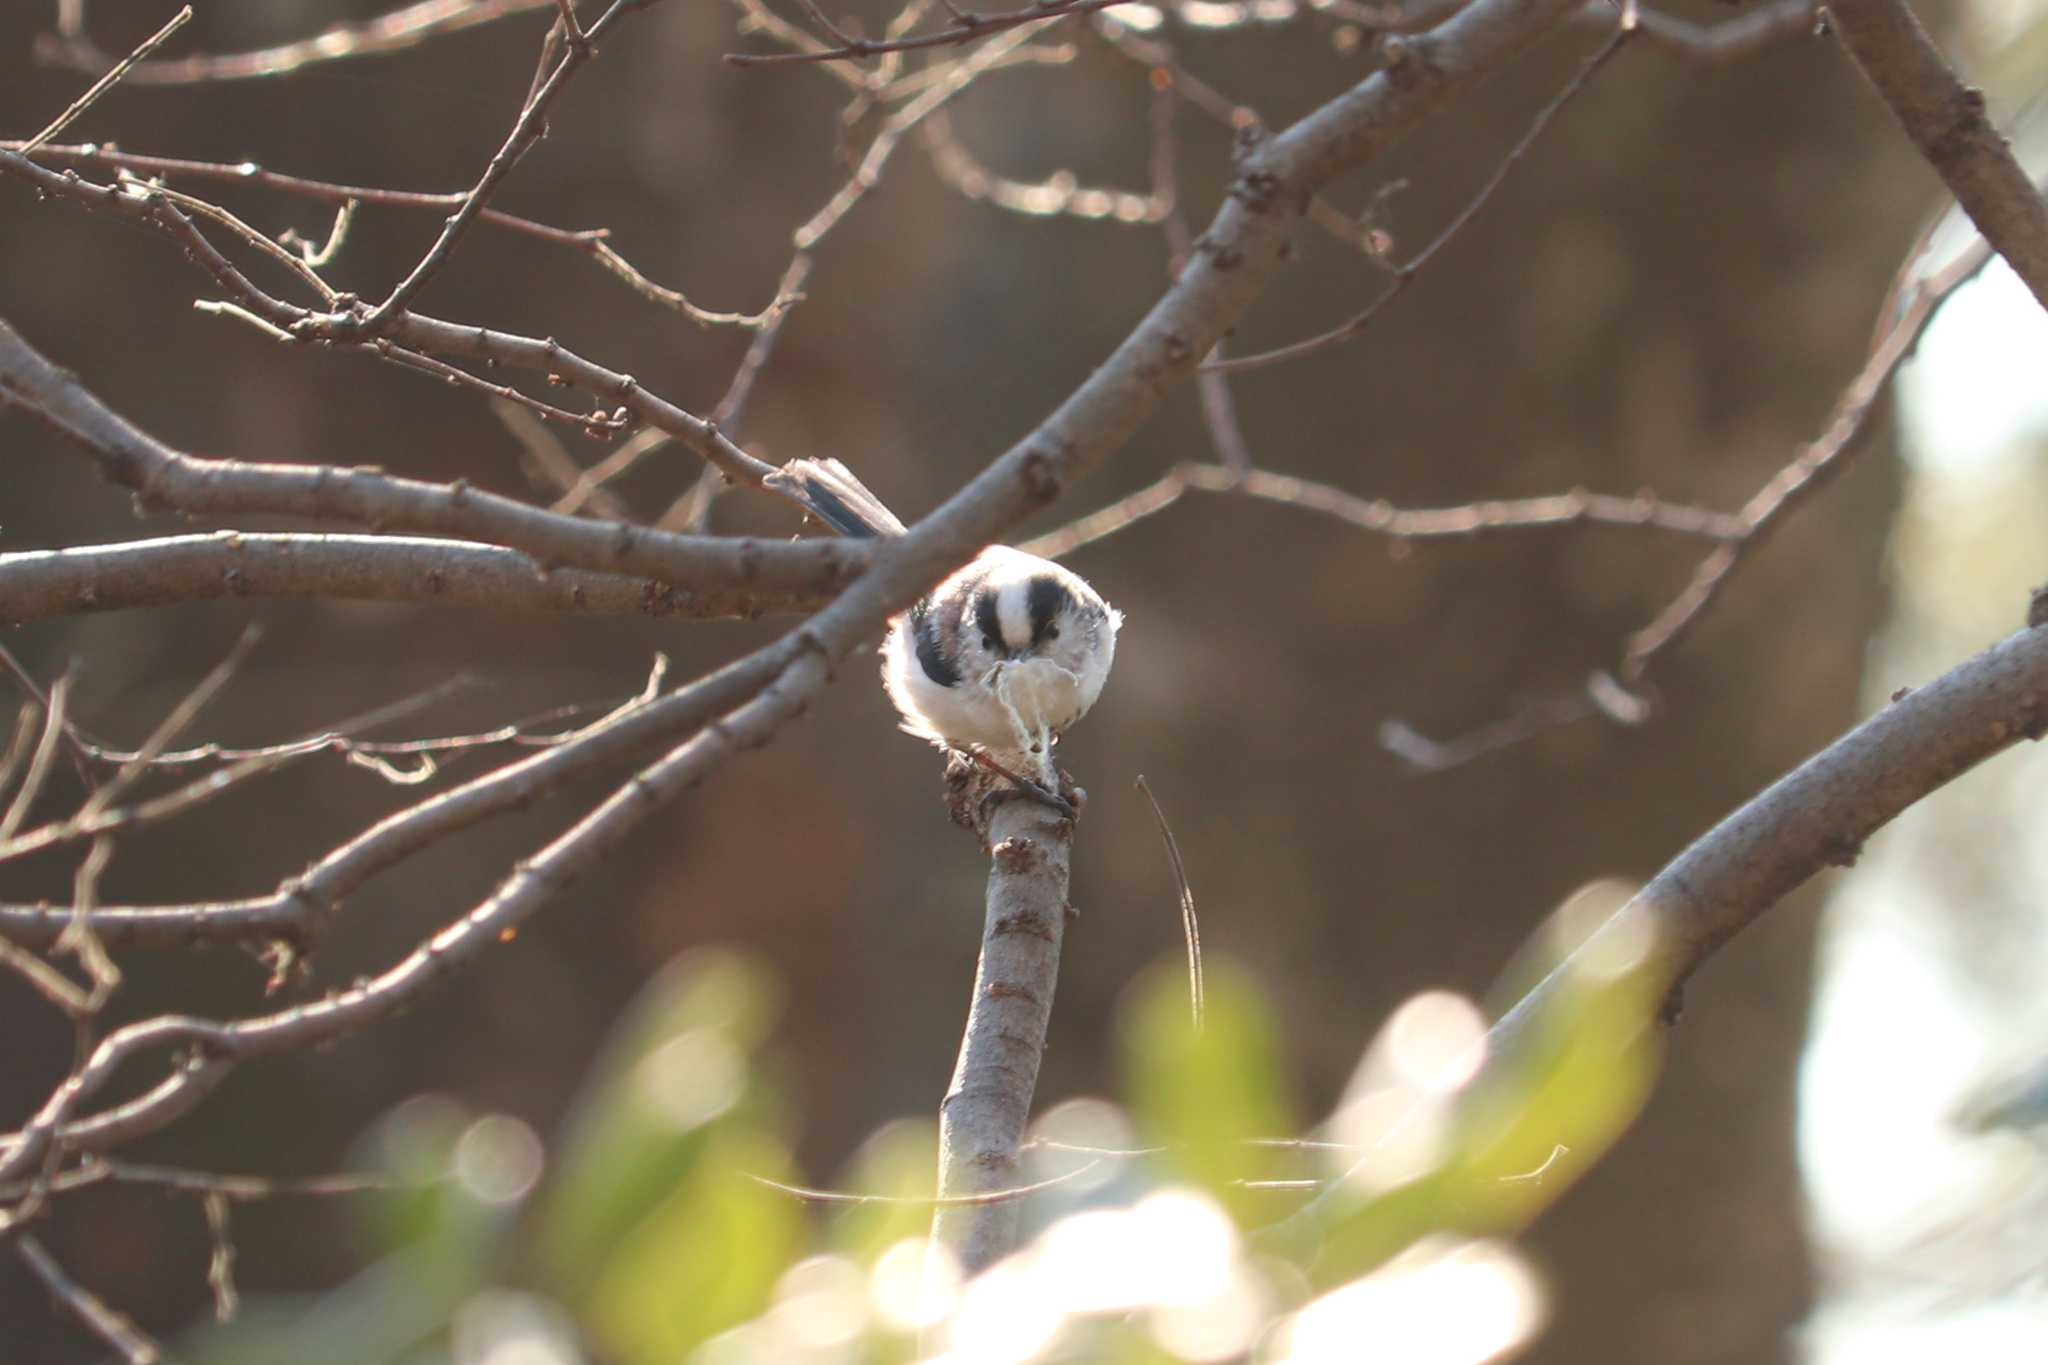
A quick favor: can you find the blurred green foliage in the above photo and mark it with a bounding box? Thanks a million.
[186,925,1667,1364]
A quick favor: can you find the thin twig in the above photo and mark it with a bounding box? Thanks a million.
[0,935,93,1017]
[728,0,1118,66]
[749,1160,1100,1206]
[0,314,847,587]
[355,336,631,435]
[0,634,840,1179]
[919,109,1163,224]
[1022,462,1743,559]
[203,1192,237,1321]
[0,675,71,844]
[25,672,484,772]
[1136,775,1203,1030]
[1378,671,1648,773]
[1285,621,2048,1238]
[0,704,41,812]
[57,837,122,1010]
[1148,51,1257,474]
[0,151,798,492]
[1379,230,1996,767]
[146,180,341,305]
[656,252,820,531]
[495,400,636,521]
[794,25,1042,251]
[22,6,192,154]
[17,1235,162,1365]
[37,0,555,84]
[553,0,589,44]
[280,199,356,269]
[1621,237,1996,679]
[356,0,655,332]
[8,143,778,326]
[75,627,262,832]
[1209,20,1635,375]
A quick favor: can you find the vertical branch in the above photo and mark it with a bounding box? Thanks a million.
[930,781,1076,1274]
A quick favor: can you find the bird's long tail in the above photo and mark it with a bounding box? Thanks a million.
[765,457,907,539]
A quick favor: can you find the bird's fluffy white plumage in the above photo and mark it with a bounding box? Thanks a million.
[766,459,1121,773]
[881,545,1120,757]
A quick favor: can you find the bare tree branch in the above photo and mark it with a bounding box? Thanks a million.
[0,639,801,958]
[0,317,861,599]
[1023,461,1743,559]
[7,142,784,326]
[16,1235,161,1365]
[37,0,558,84]
[1616,0,1818,64]
[1280,616,2048,1237]
[0,156,787,489]
[1505,616,2048,1043]
[355,0,659,333]
[0,679,69,846]
[0,643,833,1184]
[1828,0,2048,313]
[1621,237,1995,679]
[0,532,810,625]
[728,0,1125,66]
[0,0,1899,1337]
[1210,19,1632,375]
[21,6,191,153]
[931,777,1076,1274]
[920,108,1166,224]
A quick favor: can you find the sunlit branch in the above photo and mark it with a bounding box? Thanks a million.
[16,1235,162,1365]
[1210,19,1632,375]
[38,0,558,84]
[0,316,855,593]
[1023,462,1744,559]
[8,143,782,326]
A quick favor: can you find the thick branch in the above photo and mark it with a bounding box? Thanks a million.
[1501,620,2048,1048]
[0,0,1621,1199]
[0,317,862,603]
[37,0,556,84]
[0,640,804,954]
[0,646,830,1183]
[1828,0,2048,312]
[846,0,1592,607]
[0,532,822,624]
[1283,620,2048,1235]
[931,787,1076,1274]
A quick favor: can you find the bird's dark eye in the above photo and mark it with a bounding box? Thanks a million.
[981,634,998,651]
[1045,625,1061,640]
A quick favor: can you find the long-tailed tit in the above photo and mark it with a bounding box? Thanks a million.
[767,458,1121,788]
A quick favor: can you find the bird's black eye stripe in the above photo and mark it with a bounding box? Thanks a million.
[973,585,1004,656]
[910,598,960,687]
[1027,574,1073,647]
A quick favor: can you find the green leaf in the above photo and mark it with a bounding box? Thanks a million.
[532,948,799,1354]
[1122,960,1295,1225]
[825,1117,941,1263]
[534,949,781,1294]
[579,1124,804,1362]
[1300,916,1669,1283]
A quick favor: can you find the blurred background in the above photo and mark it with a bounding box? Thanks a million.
[1,0,2039,1360]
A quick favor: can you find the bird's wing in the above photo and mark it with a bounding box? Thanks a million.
[765,457,908,538]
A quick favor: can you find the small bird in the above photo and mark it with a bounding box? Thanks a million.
[767,458,1121,791]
